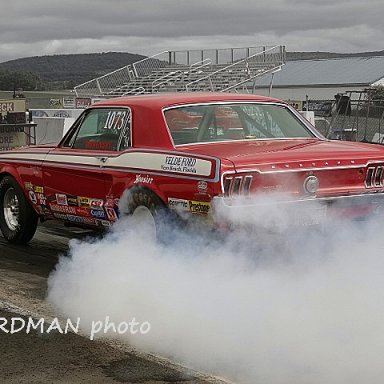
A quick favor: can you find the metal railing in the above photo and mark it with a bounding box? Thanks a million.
[185,45,285,92]
[122,86,146,96]
[73,45,286,96]
[152,70,185,92]
[132,51,169,78]
[74,65,135,97]
[306,91,384,144]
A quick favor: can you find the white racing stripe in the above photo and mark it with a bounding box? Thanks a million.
[2,150,217,179]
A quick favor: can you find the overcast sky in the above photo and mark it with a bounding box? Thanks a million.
[1,0,383,63]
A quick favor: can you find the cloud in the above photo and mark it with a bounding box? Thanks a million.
[0,0,383,62]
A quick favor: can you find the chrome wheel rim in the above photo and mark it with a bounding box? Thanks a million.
[3,187,20,231]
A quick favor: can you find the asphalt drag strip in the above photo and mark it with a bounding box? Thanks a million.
[0,221,231,384]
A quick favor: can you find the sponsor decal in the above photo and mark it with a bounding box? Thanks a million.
[75,207,91,217]
[28,191,37,204]
[101,220,112,227]
[105,207,118,221]
[189,200,211,214]
[197,180,208,192]
[53,213,68,220]
[34,186,44,194]
[24,182,33,191]
[82,217,98,225]
[37,193,46,205]
[66,215,85,223]
[161,156,197,174]
[56,193,68,206]
[67,195,78,206]
[78,197,91,208]
[47,194,57,203]
[49,204,77,214]
[91,209,106,219]
[134,174,154,184]
[90,199,104,209]
[104,197,115,207]
[168,198,189,211]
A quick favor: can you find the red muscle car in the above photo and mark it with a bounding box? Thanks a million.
[1,92,384,244]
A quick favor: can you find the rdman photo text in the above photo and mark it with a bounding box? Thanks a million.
[0,316,151,340]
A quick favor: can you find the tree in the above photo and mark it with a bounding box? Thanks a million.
[0,69,43,91]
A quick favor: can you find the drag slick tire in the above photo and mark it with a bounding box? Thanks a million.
[0,176,38,244]
[125,187,172,242]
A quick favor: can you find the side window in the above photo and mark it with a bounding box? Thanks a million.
[63,108,131,151]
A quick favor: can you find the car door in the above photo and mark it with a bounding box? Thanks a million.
[41,106,131,225]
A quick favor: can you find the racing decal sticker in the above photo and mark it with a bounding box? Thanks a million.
[105,207,118,221]
[53,213,68,220]
[49,204,77,214]
[78,197,91,208]
[189,200,211,214]
[168,198,189,211]
[107,152,215,178]
[90,209,106,219]
[82,217,98,225]
[90,199,104,209]
[66,215,87,224]
[56,193,68,205]
[75,207,92,217]
[67,195,78,206]
[197,180,208,192]
[34,186,44,194]
[162,155,197,173]
[134,174,154,184]
[24,182,44,194]
[168,198,211,214]
[37,193,46,205]
[28,190,37,204]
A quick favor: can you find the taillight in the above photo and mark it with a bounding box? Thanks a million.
[223,175,253,197]
[365,165,384,188]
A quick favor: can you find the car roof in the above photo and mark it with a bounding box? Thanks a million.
[93,92,283,109]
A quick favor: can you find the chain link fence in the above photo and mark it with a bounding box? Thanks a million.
[305,91,384,145]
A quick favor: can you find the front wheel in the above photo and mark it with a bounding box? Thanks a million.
[0,176,38,244]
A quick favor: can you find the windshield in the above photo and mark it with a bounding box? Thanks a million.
[164,103,315,145]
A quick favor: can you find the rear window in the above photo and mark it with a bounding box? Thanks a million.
[164,103,314,145]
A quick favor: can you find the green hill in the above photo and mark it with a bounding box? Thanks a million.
[0,52,147,89]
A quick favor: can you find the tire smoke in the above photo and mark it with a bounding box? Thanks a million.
[47,196,384,384]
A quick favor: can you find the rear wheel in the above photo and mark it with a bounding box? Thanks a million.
[0,176,38,244]
[125,187,172,242]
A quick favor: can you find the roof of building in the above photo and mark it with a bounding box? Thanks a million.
[255,56,384,88]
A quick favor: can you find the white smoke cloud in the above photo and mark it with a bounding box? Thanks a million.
[47,195,384,384]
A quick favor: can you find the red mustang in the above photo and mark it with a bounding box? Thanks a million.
[1,92,384,244]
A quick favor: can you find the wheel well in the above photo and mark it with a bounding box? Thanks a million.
[119,186,166,216]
